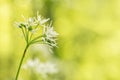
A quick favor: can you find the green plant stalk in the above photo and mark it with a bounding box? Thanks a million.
[15,44,29,80]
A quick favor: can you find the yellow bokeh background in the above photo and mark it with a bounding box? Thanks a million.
[1,0,120,80]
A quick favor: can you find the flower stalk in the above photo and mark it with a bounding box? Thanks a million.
[15,13,58,80]
[15,44,29,80]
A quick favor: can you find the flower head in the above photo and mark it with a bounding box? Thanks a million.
[42,24,59,47]
[16,13,58,48]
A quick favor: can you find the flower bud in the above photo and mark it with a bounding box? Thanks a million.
[18,23,26,28]
[28,26,33,31]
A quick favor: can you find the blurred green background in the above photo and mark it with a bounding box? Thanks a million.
[1,0,120,80]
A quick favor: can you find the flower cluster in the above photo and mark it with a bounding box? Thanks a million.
[23,58,58,78]
[15,13,59,80]
[16,14,58,48]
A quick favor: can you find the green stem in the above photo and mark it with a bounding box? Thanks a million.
[15,44,29,80]
[21,27,27,42]
[29,40,42,45]
[30,35,43,42]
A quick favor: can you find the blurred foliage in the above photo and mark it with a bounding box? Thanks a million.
[1,0,120,80]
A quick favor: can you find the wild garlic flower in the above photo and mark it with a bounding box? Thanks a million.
[42,24,59,47]
[23,58,58,78]
[37,15,50,25]
[16,14,58,48]
[15,13,59,80]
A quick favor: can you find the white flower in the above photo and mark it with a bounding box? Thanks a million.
[23,58,40,69]
[37,15,50,25]
[27,17,37,27]
[23,58,58,78]
[42,24,59,47]
[16,13,58,48]
[44,26,58,38]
